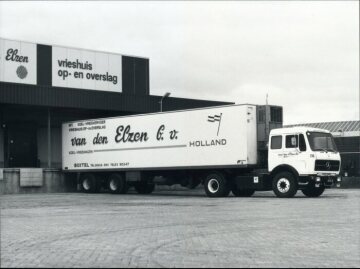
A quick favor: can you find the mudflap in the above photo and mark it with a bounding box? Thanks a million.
[234,174,272,191]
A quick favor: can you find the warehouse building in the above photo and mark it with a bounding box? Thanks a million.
[0,37,229,194]
[286,121,360,177]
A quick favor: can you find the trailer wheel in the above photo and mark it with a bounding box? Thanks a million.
[302,184,325,197]
[272,172,298,198]
[232,187,255,197]
[135,182,155,194]
[80,173,100,193]
[108,173,128,194]
[204,172,230,198]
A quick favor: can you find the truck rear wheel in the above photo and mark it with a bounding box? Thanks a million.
[204,172,230,198]
[272,172,298,198]
[108,173,128,194]
[302,184,325,197]
[80,173,100,193]
[232,187,255,197]
[135,182,155,194]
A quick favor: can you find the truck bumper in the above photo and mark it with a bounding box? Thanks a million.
[299,175,342,189]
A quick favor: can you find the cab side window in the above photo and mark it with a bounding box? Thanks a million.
[299,134,307,151]
[286,135,298,148]
[271,136,282,149]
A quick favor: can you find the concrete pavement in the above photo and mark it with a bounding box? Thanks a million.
[1,189,359,267]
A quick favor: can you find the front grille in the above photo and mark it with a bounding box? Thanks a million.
[315,160,340,171]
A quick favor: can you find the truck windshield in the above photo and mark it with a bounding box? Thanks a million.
[306,132,338,152]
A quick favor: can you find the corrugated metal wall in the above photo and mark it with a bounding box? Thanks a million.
[0,82,230,113]
[122,56,149,95]
[334,137,360,153]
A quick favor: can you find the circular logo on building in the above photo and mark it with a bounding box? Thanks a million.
[16,65,28,79]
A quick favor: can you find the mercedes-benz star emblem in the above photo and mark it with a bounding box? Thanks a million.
[325,161,331,170]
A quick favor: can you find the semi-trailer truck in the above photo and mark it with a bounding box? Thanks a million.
[62,104,341,198]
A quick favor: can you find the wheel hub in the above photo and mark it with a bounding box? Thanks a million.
[109,180,118,191]
[208,178,220,193]
[277,178,290,193]
[83,179,90,191]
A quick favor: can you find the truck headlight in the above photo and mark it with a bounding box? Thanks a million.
[316,177,321,182]
[337,176,342,182]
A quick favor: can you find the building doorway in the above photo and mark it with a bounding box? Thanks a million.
[6,123,38,168]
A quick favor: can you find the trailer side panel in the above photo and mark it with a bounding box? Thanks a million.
[62,105,257,171]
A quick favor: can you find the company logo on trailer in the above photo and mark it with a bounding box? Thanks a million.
[207,113,222,136]
[189,113,226,148]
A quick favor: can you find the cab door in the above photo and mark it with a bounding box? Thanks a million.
[268,135,283,172]
[282,134,307,175]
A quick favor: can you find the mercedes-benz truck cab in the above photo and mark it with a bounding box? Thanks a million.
[269,127,341,198]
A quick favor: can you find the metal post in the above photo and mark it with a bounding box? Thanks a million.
[47,109,51,168]
[160,92,171,112]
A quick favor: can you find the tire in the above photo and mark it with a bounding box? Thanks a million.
[302,184,325,197]
[108,173,128,194]
[204,172,230,198]
[272,172,298,198]
[80,173,100,193]
[232,187,255,197]
[135,182,155,194]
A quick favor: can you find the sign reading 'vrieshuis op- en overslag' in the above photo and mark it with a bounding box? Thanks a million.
[0,37,124,93]
[52,46,122,92]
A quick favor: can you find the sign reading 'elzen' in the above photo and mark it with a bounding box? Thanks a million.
[0,38,37,85]
[52,46,122,92]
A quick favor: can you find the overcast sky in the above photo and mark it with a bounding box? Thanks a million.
[0,1,358,124]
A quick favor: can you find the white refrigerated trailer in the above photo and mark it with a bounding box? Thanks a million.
[62,104,341,198]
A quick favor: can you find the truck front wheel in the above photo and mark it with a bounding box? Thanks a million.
[135,182,155,194]
[302,184,325,197]
[204,172,230,198]
[108,173,128,194]
[272,172,298,198]
[80,173,100,193]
